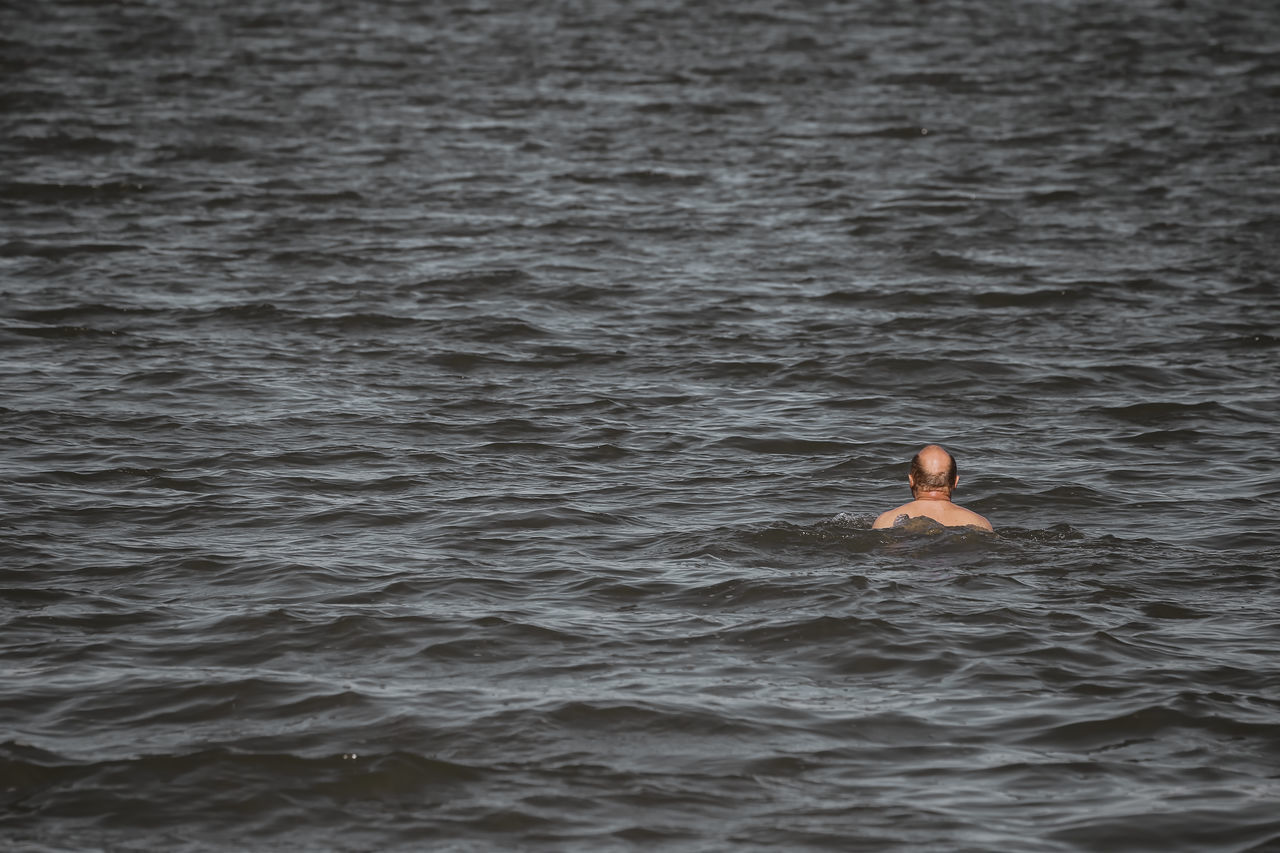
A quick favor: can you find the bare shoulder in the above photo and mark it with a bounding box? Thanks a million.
[872,503,913,529]
[955,506,994,532]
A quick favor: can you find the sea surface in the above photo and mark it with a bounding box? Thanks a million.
[2,1,1279,850]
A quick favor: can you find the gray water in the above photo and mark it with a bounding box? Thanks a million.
[2,1,1279,850]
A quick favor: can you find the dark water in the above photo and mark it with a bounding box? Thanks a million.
[3,0,1280,849]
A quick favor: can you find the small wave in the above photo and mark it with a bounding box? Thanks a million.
[0,240,137,259]
[830,124,935,139]
[913,249,1039,275]
[1118,428,1204,446]
[712,436,850,455]
[196,302,295,323]
[12,303,165,324]
[300,311,421,332]
[152,142,250,164]
[1090,400,1256,426]
[9,132,128,154]
[972,287,1090,308]
[5,324,123,339]
[530,698,767,740]
[0,180,151,204]
[413,268,533,296]
[456,506,633,532]
[1020,702,1280,751]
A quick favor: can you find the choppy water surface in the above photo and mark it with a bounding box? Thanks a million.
[3,1,1279,850]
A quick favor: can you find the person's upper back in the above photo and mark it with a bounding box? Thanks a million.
[877,498,992,531]
[911,494,988,527]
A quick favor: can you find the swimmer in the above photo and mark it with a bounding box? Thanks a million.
[872,444,993,532]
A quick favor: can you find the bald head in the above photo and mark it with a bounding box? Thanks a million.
[909,444,958,496]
